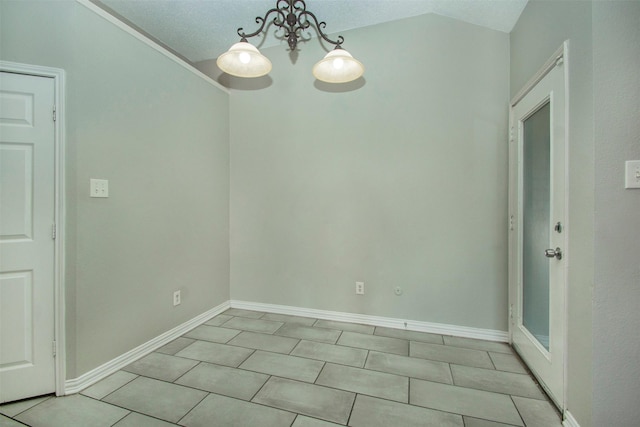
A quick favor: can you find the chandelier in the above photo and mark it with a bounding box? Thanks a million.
[216,0,365,83]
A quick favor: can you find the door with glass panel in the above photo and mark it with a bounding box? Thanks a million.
[509,45,567,409]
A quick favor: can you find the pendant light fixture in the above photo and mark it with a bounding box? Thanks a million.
[217,0,364,83]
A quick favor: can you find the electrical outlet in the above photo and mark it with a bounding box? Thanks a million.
[625,160,640,189]
[173,290,181,306]
[90,178,109,198]
[355,281,364,295]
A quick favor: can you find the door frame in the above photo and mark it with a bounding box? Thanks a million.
[508,41,569,411]
[0,61,66,397]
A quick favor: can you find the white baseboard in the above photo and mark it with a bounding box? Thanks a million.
[64,299,508,395]
[563,410,580,427]
[64,300,230,395]
[230,300,509,342]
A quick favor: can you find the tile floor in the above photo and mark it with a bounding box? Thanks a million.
[0,308,563,427]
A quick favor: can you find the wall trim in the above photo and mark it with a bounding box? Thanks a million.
[230,300,509,342]
[63,298,509,395]
[64,301,230,395]
[76,0,229,94]
[563,410,581,427]
[511,42,566,107]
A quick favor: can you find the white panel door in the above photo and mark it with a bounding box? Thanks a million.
[0,71,56,403]
[509,53,566,409]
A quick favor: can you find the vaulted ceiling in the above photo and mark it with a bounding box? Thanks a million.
[95,0,527,63]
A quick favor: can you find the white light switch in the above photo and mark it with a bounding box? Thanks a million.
[90,179,109,197]
[625,160,640,189]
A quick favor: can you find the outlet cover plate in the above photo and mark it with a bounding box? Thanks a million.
[625,160,640,189]
[90,179,109,197]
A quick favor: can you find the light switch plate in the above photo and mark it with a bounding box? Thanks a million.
[90,179,109,197]
[625,160,640,189]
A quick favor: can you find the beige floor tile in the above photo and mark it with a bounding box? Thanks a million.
[0,312,564,427]
[0,414,27,427]
[350,394,463,427]
[0,395,53,418]
[313,319,374,334]
[113,412,177,427]
[122,352,198,382]
[240,350,324,382]
[183,325,241,343]
[203,314,233,326]
[103,377,206,423]
[16,394,128,427]
[374,326,443,344]
[180,393,295,427]
[223,308,265,319]
[290,340,368,367]
[463,416,519,427]
[221,316,284,333]
[337,331,408,355]
[176,361,268,400]
[451,364,546,399]
[291,415,344,427]
[316,363,408,402]
[511,396,563,427]
[410,379,524,426]
[275,323,341,344]
[155,337,196,355]
[489,352,528,374]
[81,371,138,400]
[365,351,452,384]
[175,340,254,366]
[410,341,494,369]
[261,313,317,326]
[253,377,355,425]
[444,336,513,354]
[227,331,299,353]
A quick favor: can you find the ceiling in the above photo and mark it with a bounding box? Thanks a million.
[95,0,528,63]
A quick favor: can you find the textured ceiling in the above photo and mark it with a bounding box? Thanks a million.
[96,0,528,63]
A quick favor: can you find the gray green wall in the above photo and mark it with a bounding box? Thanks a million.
[512,0,640,425]
[218,14,510,331]
[592,1,640,425]
[511,1,594,425]
[6,4,637,421]
[510,1,594,425]
[0,0,230,378]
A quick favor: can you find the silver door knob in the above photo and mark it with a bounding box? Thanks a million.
[545,247,562,260]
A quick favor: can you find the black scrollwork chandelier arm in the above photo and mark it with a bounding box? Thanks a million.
[237,0,344,51]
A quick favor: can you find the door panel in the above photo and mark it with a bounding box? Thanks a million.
[0,271,34,368]
[0,71,56,403]
[510,52,566,409]
[0,144,33,239]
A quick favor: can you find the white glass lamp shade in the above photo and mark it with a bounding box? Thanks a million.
[216,41,272,78]
[312,48,364,83]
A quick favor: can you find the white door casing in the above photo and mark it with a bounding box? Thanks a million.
[509,43,568,410]
[0,70,59,402]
